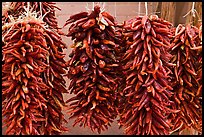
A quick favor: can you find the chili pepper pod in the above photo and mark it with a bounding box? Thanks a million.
[2,10,68,134]
[64,5,120,134]
[168,24,202,134]
[117,15,178,135]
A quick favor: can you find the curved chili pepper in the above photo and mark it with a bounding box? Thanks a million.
[82,19,96,29]
[101,11,114,23]
[65,12,88,25]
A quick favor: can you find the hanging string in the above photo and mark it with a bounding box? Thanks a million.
[28,2,30,10]
[150,2,160,16]
[92,2,94,10]
[138,2,141,16]
[25,2,30,17]
[39,2,42,17]
[101,2,106,12]
[145,2,148,15]
[85,2,88,11]
[114,2,116,18]
[183,2,195,18]
[183,2,201,22]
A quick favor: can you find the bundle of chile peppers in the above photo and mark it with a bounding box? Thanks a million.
[64,5,120,133]
[2,2,202,135]
[168,24,202,134]
[2,3,68,135]
[116,15,180,135]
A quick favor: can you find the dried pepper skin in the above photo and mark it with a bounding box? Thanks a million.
[64,5,120,134]
[168,24,202,134]
[117,15,178,135]
[2,11,68,134]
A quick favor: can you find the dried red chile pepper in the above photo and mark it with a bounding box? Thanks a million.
[64,5,120,133]
[2,12,68,135]
[117,15,179,135]
[168,24,202,134]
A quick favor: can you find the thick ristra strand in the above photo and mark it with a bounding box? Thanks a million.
[168,24,202,134]
[64,5,120,134]
[117,15,179,135]
[2,15,68,135]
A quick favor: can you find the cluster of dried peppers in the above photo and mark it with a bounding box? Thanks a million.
[2,2,61,29]
[2,3,68,135]
[168,24,202,134]
[2,2,202,135]
[64,5,120,133]
[116,15,181,135]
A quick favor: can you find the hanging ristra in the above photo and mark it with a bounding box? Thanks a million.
[2,5,68,135]
[117,13,180,135]
[167,23,202,134]
[64,4,121,133]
